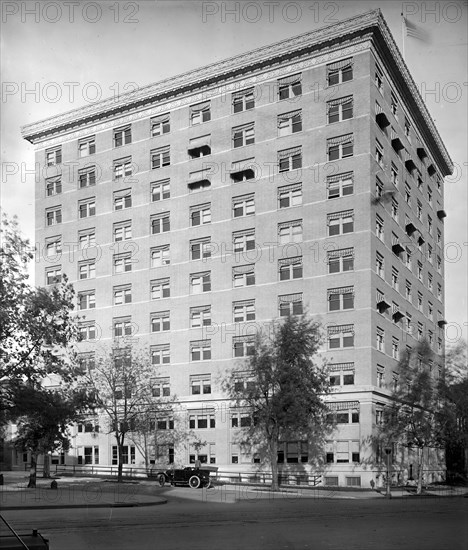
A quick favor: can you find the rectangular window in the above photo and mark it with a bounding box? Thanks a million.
[151,377,170,398]
[190,340,211,361]
[151,212,170,234]
[278,73,302,100]
[232,264,255,287]
[151,345,170,365]
[391,267,399,290]
[78,198,95,219]
[79,229,95,249]
[375,139,384,168]
[278,146,302,172]
[151,311,170,332]
[114,253,132,274]
[46,147,61,166]
[188,169,212,192]
[78,290,95,310]
[151,113,170,136]
[233,229,255,253]
[113,317,132,338]
[233,300,255,323]
[151,278,170,300]
[327,96,353,124]
[232,123,255,148]
[376,252,384,277]
[232,87,255,113]
[327,172,353,199]
[45,236,62,258]
[278,109,302,136]
[278,183,302,208]
[46,207,62,226]
[391,198,399,221]
[392,338,400,360]
[114,285,132,305]
[375,63,384,92]
[46,266,62,285]
[233,336,255,357]
[78,261,95,280]
[188,135,211,159]
[46,176,62,196]
[188,411,215,429]
[114,157,132,180]
[151,245,170,267]
[113,221,132,242]
[190,271,211,294]
[279,293,303,316]
[190,238,212,260]
[230,158,256,183]
[113,189,132,211]
[114,126,131,147]
[328,287,354,311]
[190,203,211,226]
[279,256,303,280]
[78,166,96,189]
[328,325,355,349]
[151,179,170,202]
[190,101,211,125]
[78,136,95,157]
[190,375,212,395]
[278,220,302,243]
[327,58,353,85]
[328,210,354,236]
[376,327,385,352]
[79,322,96,341]
[190,305,211,328]
[328,248,354,274]
[327,134,353,161]
[232,194,255,217]
[151,146,170,169]
[376,214,384,240]
[78,352,95,371]
[391,91,398,116]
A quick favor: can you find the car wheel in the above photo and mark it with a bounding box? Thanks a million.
[158,474,165,487]
[189,475,201,489]
[203,479,211,489]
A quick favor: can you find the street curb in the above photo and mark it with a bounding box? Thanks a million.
[0,498,167,511]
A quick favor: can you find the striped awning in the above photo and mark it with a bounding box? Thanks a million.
[328,287,354,296]
[278,109,302,122]
[328,324,354,335]
[278,73,301,85]
[327,96,353,110]
[190,101,210,113]
[278,219,301,229]
[327,362,355,372]
[278,256,302,266]
[152,113,170,123]
[328,210,353,221]
[327,172,353,184]
[232,87,253,99]
[327,247,354,259]
[327,134,353,146]
[327,58,353,71]
[327,401,359,411]
[232,264,254,275]
[189,135,211,148]
[278,146,302,159]
[278,183,302,194]
[278,293,302,304]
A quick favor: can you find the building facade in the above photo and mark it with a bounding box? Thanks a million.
[21,10,452,486]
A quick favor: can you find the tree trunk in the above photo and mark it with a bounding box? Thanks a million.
[27,454,37,488]
[416,447,424,494]
[269,439,279,491]
[42,454,50,478]
[117,434,124,483]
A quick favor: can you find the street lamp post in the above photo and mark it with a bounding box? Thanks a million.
[384,447,392,498]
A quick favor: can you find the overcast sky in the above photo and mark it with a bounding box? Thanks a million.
[1,0,467,341]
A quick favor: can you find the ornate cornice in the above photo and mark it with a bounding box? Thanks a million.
[21,9,452,175]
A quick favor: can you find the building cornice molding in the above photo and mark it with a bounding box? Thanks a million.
[21,9,452,174]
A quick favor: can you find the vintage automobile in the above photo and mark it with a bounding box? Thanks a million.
[158,466,212,489]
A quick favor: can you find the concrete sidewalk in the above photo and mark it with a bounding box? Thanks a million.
[0,471,167,510]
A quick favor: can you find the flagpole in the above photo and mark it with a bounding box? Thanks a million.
[401,13,406,61]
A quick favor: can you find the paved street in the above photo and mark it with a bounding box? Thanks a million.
[2,487,467,550]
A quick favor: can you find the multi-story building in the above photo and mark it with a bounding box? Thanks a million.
[20,9,452,486]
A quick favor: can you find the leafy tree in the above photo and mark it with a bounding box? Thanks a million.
[84,345,196,481]
[0,213,79,419]
[224,315,330,490]
[440,340,468,481]
[13,385,91,487]
[376,340,445,494]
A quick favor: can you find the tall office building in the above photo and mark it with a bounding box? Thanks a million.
[22,10,452,486]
